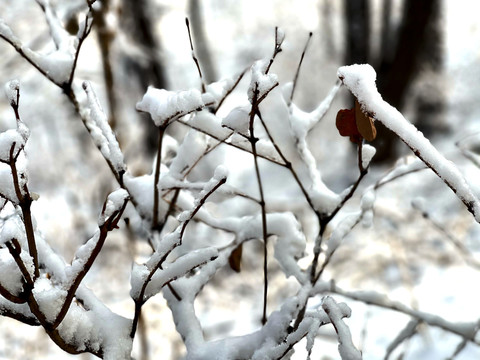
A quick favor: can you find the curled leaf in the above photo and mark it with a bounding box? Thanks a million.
[335,99,376,143]
[355,100,376,141]
[336,108,362,144]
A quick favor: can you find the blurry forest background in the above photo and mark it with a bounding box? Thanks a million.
[1,0,480,359]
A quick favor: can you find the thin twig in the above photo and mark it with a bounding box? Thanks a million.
[152,126,166,230]
[249,85,269,325]
[52,196,128,329]
[8,143,39,280]
[177,118,284,165]
[289,32,313,106]
[413,203,480,270]
[185,17,206,93]
[214,67,248,114]
[67,3,94,89]
[256,110,318,214]
[310,143,368,282]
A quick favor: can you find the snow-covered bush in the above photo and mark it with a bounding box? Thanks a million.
[1,2,480,359]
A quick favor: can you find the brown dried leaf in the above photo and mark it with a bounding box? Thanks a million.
[336,108,362,144]
[355,100,376,141]
[228,244,243,272]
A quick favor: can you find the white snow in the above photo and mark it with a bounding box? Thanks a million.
[248,59,278,104]
[361,144,376,169]
[0,164,18,204]
[285,80,342,136]
[32,276,67,322]
[284,81,344,215]
[205,78,234,105]
[0,129,25,162]
[0,18,21,47]
[221,106,250,134]
[144,247,218,300]
[98,188,129,226]
[0,249,24,295]
[4,79,19,106]
[82,81,126,176]
[322,296,362,360]
[136,87,211,127]
[325,212,362,258]
[166,130,208,180]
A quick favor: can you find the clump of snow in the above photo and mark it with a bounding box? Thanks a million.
[144,247,218,300]
[136,87,211,127]
[0,129,25,162]
[248,59,278,103]
[221,106,250,134]
[23,47,74,85]
[205,78,234,105]
[270,213,307,282]
[4,79,19,106]
[0,165,19,204]
[213,165,228,181]
[98,188,129,226]
[0,249,24,295]
[129,262,149,300]
[187,110,232,139]
[167,130,207,180]
[32,276,67,322]
[361,144,376,169]
[325,212,361,258]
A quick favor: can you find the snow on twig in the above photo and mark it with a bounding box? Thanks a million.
[136,87,214,127]
[315,280,480,345]
[322,296,362,360]
[82,81,127,180]
[338,64,480,222]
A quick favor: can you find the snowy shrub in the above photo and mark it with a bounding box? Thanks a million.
[1,2,480,360]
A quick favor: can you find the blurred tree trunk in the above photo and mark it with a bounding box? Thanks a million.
[188,0,217,84]
[120,0,168,156]
[344,0,370,65]
[93,0,117,129]
[413,0,445,137]
[343,0,443,163]
[319,0,337,61]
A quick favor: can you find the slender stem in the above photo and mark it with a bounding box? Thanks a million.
[9,144,39,280]
[289,32,313,106]
[248,87,269,324]
[67,4,94,88]
[185,17,206,93]
[153,126,166,230]
[214,67,248,114]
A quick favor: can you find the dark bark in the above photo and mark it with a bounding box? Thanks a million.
[344,0,370,65]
